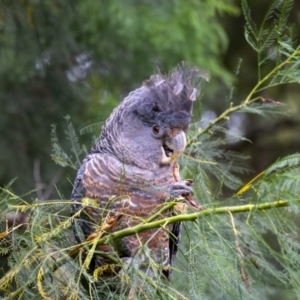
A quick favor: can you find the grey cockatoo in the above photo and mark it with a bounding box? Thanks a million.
[71,64,205,287]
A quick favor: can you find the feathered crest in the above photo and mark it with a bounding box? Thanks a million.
[144,62,209,102]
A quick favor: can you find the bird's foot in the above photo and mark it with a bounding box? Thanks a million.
[168,182,194,199]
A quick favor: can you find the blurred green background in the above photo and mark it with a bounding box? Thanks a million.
[0,0,299,200]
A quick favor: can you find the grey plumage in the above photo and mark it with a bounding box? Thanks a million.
[71,63,204,284]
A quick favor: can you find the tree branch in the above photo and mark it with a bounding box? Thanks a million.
[80,199,297,251]
[187,46,300,147]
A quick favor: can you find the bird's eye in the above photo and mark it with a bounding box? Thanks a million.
[152,125,160,135]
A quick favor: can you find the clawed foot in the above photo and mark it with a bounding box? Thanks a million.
[168,182,194,199]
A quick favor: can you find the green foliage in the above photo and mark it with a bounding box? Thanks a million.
[51,116,87,169]
[242,0,300,86]
[1,1,300,299]
[77,0,237,87]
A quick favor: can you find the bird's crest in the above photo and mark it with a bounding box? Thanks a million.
[144,62,209,102]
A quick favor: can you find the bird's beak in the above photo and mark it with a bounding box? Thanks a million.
[160,131,187,164]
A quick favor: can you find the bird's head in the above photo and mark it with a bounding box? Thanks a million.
[93,64,208,170]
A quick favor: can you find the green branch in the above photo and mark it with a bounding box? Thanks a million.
[187,46,300,147]
[244,46,300,104]
[187,101,254,146]
[88,199,297,250]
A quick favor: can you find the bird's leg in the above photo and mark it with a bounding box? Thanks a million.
[172,162,203,210]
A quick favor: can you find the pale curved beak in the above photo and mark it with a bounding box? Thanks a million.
[160,131,187,164]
